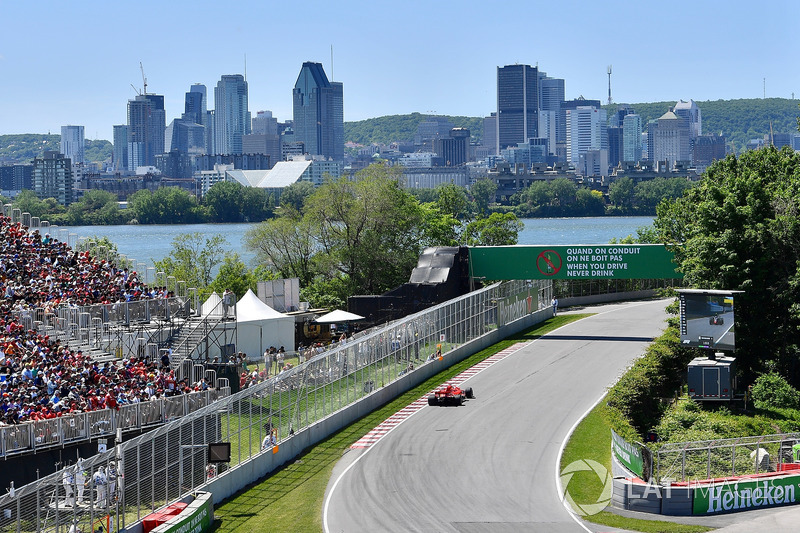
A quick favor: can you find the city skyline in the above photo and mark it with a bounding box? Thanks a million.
[0,0,798,141]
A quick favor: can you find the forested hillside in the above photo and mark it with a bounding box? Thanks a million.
[2,98,796,163]
[344,113,483,145]
[0,134,112,164]
[608,98,798,153]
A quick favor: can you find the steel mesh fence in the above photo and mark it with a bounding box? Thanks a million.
[0,279,549,533]
[655,432,800,483]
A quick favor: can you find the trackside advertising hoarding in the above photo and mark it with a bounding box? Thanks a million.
[611,429,645,478]
[469,245,681,280]
[151,493,213,533]
[498,286,537,327]
[693,476,800,514]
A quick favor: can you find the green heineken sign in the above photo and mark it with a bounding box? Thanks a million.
[693,476,800,514]
[469,245,681,280]
[611,429,644,478]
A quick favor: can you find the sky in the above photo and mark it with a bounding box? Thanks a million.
[1,0,798,141]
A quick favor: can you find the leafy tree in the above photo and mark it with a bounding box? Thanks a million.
[654,146,800,382]
[279,181,315,214]
[469,178,497,216]
[204,181,245,223]
[418,203,459,247]
[436,183,470,219]
[243,216,316,285]
[305,163,425,295]
[153,233,228,291]
[128,187,204,224]
[64,189,125,225]
[12,189,64,219]
[574,188,605,216]
[750,372,800,409]
[608,177,635,211]
[462,212,523,246]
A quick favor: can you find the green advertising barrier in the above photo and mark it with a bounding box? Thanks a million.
[611,429,645,478]
[693,475,800,514]
[469,245,681,280]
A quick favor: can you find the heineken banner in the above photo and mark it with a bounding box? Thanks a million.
[611,429,645,479]
[469,245,681,280]
[693,475,800,514]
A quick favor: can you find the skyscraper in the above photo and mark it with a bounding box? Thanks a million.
[653,110,692,166]
[33,151,72,205]
[112,125,128,172]
[292,62,344,161]
[496,64,539,153]
[184,84,207,125]
[565,106,606,167]
[622,114,642,162]
[214,75,250,155]
[672,100,701,137]
[60,125,85,164]
[539,75,565,145]
[127,94,166,168]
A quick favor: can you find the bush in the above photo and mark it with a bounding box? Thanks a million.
[750,372,800,409]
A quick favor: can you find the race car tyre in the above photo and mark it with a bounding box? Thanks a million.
[455,395,463,406]
[465,387,474,399]
[428,395,437,406]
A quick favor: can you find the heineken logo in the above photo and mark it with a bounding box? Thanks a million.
[695,478,799,514]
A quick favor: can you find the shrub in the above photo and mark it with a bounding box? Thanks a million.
[750,372,800,409]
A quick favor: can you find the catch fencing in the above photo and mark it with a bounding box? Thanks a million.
[0,279,549,533]
[655,432,800,483]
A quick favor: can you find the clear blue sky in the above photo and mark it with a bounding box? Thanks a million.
[1,0,797,141]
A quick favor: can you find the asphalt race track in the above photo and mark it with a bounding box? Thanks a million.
[323,299,671,533]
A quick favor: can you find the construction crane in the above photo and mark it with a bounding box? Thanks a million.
[130,84,141,96]
[140,62,148,95]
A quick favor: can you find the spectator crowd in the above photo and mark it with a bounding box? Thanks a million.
[0,215,207,426]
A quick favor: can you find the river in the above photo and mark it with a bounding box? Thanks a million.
[55,216,654,270]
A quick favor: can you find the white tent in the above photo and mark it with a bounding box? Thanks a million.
[234,290,295,358]
[314,309,365,323]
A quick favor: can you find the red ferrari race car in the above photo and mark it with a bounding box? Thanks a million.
[427,384,474,406]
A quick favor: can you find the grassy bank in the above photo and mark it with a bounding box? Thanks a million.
[560,402,712,533]
[212,314,588,532]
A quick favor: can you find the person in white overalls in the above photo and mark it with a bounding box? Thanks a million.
[63,466,75,507]
[76,460,88,505]
[93,467,107,508]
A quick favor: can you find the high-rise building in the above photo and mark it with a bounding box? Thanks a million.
[434,128,470,166]
[127,94,166,169]
[242,134,281,168]
[214,75,250,155]
[672,100,701,137]
[292,62,344,161]
[607,127,623,168]
[565,106,606,167]
[0,164,32,192]
[60,125,85,164]
[252,110,278,136]
[497,64,539,153]
[184,84,207,125]
[622,114,642,163]
[33,151,73,205]
[539,76,565,144]
[693,134,727,171]
[653,110,692,166]
[165,120,206,154]
[482,113,497,156]
[112,125,128,172]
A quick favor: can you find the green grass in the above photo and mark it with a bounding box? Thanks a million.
[212,314,588,533]
[560,401,713,533]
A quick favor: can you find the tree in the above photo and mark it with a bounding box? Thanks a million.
[204,181,245,223]
[462,212,523,246]
[469,178,497,216]
[608,177,635,211]
[153,233,228,291]
[128,187,204,224]
[304,163,425,295]
[65,189,125,225]
[654,147,800,382]
[436,183,470,219]
[243,216,316,285]
[279,181,315,214]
